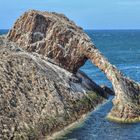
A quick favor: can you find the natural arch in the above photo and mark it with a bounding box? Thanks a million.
[83,44,140,122]
[7,10,140,123]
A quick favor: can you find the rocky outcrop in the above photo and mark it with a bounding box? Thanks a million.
[7,10,88,73]
[7,10,140,123]
[0,36,107,139]
[85,46,140,123]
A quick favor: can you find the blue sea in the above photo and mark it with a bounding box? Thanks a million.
[1,30,140,140]
[0,29,8,35]
[59,30,140,140]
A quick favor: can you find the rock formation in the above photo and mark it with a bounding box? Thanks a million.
[7,10,140,123]
[0,34,107,139]
[7,10,88,73]
[85,47,140,123]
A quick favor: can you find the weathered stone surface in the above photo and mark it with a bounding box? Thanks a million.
[0,37,107,139]
[7,10,89,73]
[7,10,140,123]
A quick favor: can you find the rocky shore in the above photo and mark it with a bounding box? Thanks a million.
[0,35,108,139]
[0,12,109,139]
[1,9,140,140]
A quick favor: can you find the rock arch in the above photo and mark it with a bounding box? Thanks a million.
[84,44,140,122]
[7,10,140,122]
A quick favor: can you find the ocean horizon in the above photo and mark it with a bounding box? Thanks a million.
[1,0,140,139]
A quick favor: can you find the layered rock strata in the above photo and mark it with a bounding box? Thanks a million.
[0,36,107,139]
[7,10,140,123]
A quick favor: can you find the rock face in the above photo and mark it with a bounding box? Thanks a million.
[7,10,89,73]
[0,36,107,139]
[85,45,140,122]
[7,10,140,123]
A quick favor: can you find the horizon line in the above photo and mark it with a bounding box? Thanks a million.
[1,28,140,31]
[85,28,140,30]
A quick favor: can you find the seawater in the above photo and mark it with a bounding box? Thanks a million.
[0,29,8,35]
[58,30,140,140]
[1,30,140,140]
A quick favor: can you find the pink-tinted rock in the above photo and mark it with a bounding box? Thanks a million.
[7,10,90,73]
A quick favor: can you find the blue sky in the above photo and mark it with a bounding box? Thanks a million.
[0,0,140,29]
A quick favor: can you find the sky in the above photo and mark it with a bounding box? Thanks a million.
[0,0,140,29]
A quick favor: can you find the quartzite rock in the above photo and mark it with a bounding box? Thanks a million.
[7,10,140,123]
[0,36,106,139]
[7,10,89,73]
